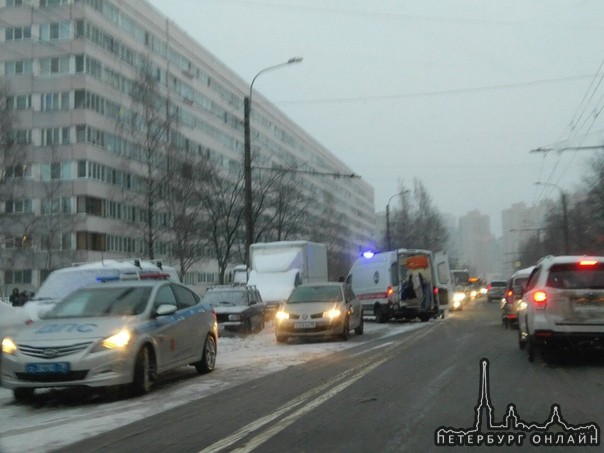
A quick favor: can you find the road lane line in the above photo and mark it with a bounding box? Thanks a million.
[199,323,439,453]
[230,356,389,453]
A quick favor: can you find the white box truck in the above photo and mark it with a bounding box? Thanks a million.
[346,248,452,322]
[247,241,328,318]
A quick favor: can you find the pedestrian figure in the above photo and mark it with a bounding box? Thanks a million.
[9,287,20,306]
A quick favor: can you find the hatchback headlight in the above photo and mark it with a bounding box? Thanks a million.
[324,308,342,320]
[275,311,289,321]
[92,329,131,352]
[2,337,17,355]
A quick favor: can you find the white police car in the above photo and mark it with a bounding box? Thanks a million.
[1,279,218,401]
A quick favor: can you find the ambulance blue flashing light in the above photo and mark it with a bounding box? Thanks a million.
[362,250,375,259]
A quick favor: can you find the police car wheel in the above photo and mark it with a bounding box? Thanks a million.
[131,346,153,396]
[195,334,217,374]
[13,388,34,402]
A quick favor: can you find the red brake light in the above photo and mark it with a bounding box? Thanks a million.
[487,284,492,290]
[532,290,547,309]
[433,286,439,295]
[579,260,598,266]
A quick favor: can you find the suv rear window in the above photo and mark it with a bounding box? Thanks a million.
[490,281,506,287]
[546,263,604,289]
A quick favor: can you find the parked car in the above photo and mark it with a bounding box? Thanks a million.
[518,256,604,362]
[1,279,218,401]
[486,280,507,303]
[275,282,363,343]
[203,285,265,334]
[500,266,534,328]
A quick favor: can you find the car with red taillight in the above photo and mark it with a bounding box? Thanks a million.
[517,255,604,362]
[500,266,533,328]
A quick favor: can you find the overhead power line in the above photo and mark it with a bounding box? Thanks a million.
[279,74,598,105]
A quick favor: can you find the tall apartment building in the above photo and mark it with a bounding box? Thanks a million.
[0,0,375,293]
[458,209,500,279]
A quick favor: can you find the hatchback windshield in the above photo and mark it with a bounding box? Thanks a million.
[45,287,152,318]
[288,286,342,303]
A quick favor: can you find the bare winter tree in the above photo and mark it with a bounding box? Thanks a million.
[127,58,173,260]
[166,148,210,281]
[200,158,246,284]
[390,178,448,251]
[254,163,311,242]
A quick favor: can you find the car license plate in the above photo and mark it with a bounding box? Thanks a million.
[294,322,316,329]
[26,362,70,374]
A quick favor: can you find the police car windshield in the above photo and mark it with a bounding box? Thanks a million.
[45,287,152,318]
[288,286,343,303]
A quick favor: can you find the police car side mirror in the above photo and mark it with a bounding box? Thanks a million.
[155,304,177,317]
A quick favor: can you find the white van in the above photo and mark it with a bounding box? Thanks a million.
[346,251,399,322]
[26,259,179,319]
[347,249,452,322]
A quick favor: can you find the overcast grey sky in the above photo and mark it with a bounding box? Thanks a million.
[148,0,604,236]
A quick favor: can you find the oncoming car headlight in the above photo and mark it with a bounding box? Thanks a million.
[2,337,17,355]
[453,292,465,303]
[275,311,289,321]
[92,329,131,352]
[324,308,342,320]
[228,314,241,321]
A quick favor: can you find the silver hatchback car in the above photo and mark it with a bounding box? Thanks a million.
[1,279,218,401]
[275,282,364,343]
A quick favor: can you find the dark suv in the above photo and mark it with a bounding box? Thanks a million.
[487,280,507,303]
[203,285,265,334]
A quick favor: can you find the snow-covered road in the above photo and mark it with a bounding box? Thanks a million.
[0,320,430,453]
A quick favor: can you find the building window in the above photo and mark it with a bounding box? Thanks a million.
[5,27,31,41]
[5,270,32,285]
[6,0,25,7]
[5,164,31,179]
[41,162,72,181]
[76,232,106,251]
[40,56,70,75]
[40,0,69,6]
[7,94,31,110]
[41,92,70,111]
[41,197,72,214]
[5,199,33,214]
[5,60,33,76]
[9,129,31,145]
[41,127,70,146]
[40,22,72,41]
[77,196,104,216]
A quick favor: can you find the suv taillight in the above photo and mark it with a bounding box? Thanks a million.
[532,290,547,309]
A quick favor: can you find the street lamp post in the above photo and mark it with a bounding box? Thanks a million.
[535,181,570,254]
[244,57,303,266]
[386,190,410,250]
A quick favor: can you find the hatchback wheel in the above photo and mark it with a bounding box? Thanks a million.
[195,334,217,374]
[340,316,350,341]
[354,314,364,335]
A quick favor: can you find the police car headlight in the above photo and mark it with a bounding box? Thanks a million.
[2,337,17,355]
[92,329,131,352]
